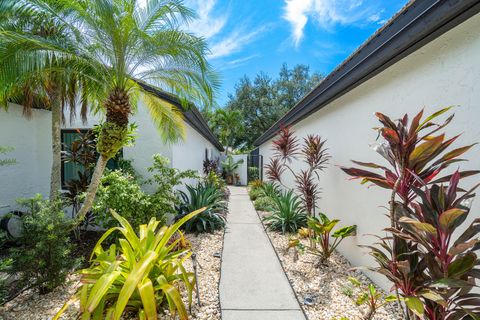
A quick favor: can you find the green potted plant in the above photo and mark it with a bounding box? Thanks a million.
[221,155,244,185]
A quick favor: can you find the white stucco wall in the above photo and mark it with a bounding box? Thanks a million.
[0,104,52,214]
[230,154,248,186]
[259,13,480,289]
[171,121,221,190]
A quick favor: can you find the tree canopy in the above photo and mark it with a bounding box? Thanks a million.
[206,63,323,150]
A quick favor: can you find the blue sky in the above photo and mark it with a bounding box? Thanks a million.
[184,0,408,106]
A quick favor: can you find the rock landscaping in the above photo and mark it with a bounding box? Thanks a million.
[259,210,403,320]
[0,230,224,320]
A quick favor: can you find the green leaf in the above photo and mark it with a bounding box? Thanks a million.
[348,277,361,287]
[333,225,357,238]
[399,217,437,235]
[417,106,454,131]
[439,208,466,229]
[447,252,477,278]
[419,290,446,306]
[409,134,444,165]
[405,297,424,317]
[137,279,157,320]
[384,295,398,302]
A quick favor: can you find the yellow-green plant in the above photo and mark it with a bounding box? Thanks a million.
[348,277,397,320]
[54,209,203,320]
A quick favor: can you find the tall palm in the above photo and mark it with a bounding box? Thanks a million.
[0,4,95,199]
[212,108,242,153]
[0,0,219,221]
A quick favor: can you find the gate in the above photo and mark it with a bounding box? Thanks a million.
[247,148,263,182]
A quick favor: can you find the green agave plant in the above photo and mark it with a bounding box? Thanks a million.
[264,190,307,234]
[54,209,203,320]
[177,183,227,233]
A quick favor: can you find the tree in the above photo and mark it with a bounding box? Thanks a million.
[217,63,322,149]
[0,4,94,200]
[1,0,218,222]
[210,108,243,152]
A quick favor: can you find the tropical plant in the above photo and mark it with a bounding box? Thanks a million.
[54,209,202,320]
[254,196,276,212]
[248,188,264,201]
[260,182,281,199]
[1,0,219,222]
[147,154,199,213]
[204,170,227,198]
[248,166,260,182]
[221,155,244,185]
[92,170,166,232]
[0,146,16,166]
[263,190,307,234]
[0,2,96,199]
[210,108,243,152]
[8,196,78,294]
[341,107,480,319]
[177,183,227,233]
[265,127,330,217]
[203,158,220,175]
[347,277,397,320]
[291,213,356,263]
[248,179,263,190]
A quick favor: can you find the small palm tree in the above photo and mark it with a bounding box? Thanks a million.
[1,0,219,221]
[211,108,242,153]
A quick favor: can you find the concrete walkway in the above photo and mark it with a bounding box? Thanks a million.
[220,186,305,320]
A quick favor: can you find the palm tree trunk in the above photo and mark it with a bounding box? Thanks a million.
[75,155,108,222]
[50,100,62,200]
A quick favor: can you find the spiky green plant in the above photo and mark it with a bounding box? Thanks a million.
[263,190,307,234]
[54,209,203,320]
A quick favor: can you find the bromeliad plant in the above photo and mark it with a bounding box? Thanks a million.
[341,107,480,319]
[54,209,203,320]
[290,213,356,263]
[265,126,330,216]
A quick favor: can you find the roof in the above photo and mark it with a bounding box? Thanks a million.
[254,0,480,146]
[137,81,224,151]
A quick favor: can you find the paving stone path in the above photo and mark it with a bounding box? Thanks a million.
[219,186,305,320]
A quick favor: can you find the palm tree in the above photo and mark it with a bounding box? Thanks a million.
[211,109,242,153]
[0,0,219,221]
[0,5,94,200]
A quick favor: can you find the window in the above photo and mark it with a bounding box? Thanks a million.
[61,129,122,188]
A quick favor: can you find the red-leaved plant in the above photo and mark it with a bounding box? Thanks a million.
[265,126,330,216]
[341,107,480,319]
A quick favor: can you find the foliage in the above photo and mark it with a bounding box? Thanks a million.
[263,190,307,234]
[0,146,15,166]
[291,214,356,263]
[248,166,260,182]
[249,188,264,201]
[254,196,277,212]
[204,171,228,198]
[208,108,243,152]
[260,182,281,199]
[249,179,263,190]
[347,277,397,320]
[147,154,199,212]
[208,64,323,149]
[54,209,202,320]
[0,257,12,304]
[92,170,166,231]
[9,196,78,294]
[177,183,227,233]
[222,155,244,184]
[341,107,480,319]
[266,127,330,216]
[203,158,220,175]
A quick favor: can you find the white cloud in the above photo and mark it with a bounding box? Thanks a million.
[208,28,266,59]
[283,0,384,46]
[185,0,227,39]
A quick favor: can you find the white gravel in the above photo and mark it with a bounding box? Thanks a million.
[259,211,404,320]
[0,230,224,320]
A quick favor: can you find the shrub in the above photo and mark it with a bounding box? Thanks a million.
[221,155,244,184]
[92,170,165,231]
[292,213,356,263]
[203,158,220,175]
[204,171,228,199]
[248,166,259,181]
[347,277,396,320]
[248,179,263,190]
[254,196,276,212]
[260,182,281,199]
[263,190,307,233]
[248,187,263,201]
[9,196,78,294]
[177,183,227,233]
[54,209,202,320]
[147,154,199,211]
[341,108,480,319]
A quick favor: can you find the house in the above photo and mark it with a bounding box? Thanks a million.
[0,82,223,215]
[254,0,480,288]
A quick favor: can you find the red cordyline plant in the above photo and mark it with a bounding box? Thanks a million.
[265,126,330,216]
[341,107,480,319]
